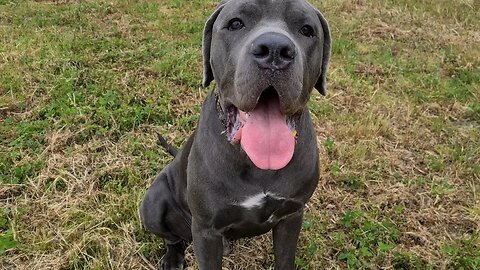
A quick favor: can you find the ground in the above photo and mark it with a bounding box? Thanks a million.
[0,0,479,269]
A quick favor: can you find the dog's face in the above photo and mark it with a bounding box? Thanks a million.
[203,0,331,112]
[202,0,331,170]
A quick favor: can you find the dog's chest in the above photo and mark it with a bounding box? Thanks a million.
[212,192,303,239]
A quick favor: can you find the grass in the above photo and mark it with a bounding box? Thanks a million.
[0,0,479,269]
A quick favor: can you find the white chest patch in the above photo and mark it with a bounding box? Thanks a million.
[239,192,280,210]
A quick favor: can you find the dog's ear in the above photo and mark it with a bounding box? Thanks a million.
[202,4,225,87]
[313,7,332,96]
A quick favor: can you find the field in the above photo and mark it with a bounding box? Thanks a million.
[1,0,479,269]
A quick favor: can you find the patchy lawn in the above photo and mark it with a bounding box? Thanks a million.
[0,0,478,269]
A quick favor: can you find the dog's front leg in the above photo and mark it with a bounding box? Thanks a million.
[272,210,304,270]
[192,219,223,269]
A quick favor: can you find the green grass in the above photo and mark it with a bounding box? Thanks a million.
[1,0,479,269]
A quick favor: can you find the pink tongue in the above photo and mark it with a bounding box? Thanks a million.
[240,97,295,170]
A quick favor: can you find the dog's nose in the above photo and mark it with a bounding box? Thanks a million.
[250,32,296,70]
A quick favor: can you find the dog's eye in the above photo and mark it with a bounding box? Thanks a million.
[299,25,314,37]
[227,18,245,31]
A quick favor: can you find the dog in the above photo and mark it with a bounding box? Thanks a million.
[139,0,331,269]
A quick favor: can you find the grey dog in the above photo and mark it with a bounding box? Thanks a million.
[139,0,331,269]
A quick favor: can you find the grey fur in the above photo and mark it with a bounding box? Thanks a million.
[140,0,331,269]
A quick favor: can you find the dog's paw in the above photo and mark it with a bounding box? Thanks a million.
[222,237,232,257]
[160,241,187,270]
[160,260,183,270]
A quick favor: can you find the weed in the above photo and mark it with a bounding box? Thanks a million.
[335,208,401,269]
[442,233,480,270]
[392,251,434,270]
[324,137,335,154]
[0,209,19,256]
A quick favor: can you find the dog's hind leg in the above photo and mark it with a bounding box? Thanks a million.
[140,172,191,269]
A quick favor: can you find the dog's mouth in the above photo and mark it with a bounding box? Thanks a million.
[225,87,298,170]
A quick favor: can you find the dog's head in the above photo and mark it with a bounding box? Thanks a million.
[202,0,331,170]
